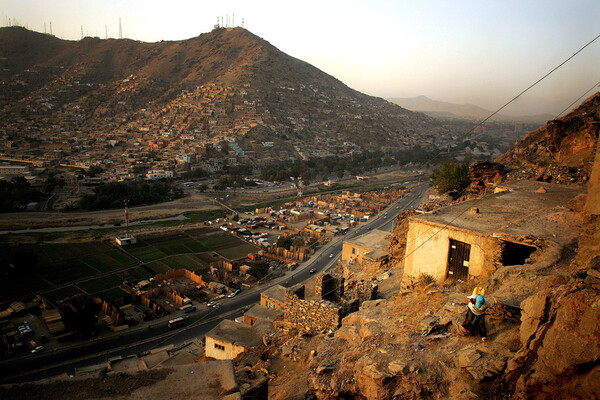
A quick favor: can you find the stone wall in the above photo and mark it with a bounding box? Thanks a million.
[355,280,378,303]
[316,273,344,303]
[284,290,341,334]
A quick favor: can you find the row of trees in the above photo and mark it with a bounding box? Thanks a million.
[79,181,184,211]
[260,147,439,182]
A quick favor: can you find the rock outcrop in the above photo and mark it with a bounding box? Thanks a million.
[496,92,600,182]
[464,161,510,198]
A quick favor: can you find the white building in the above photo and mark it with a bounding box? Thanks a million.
[146,170,174,180]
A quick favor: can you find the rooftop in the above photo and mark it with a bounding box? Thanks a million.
[261,284,286,303]
[413,180,583,244]
[206,319,272,348]
[344,229,391,251]
[245,304,284,322]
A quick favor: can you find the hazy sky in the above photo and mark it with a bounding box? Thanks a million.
[2,0,599,115]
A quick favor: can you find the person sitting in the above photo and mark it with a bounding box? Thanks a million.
[461,290,491,342]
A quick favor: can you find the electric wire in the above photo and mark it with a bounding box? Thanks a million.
[316,33,600,298]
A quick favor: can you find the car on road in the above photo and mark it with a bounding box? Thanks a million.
[207,300,217,307]
[309,268,317,274]
[227,292,237,298]
[329,253,334,258]
[31,345,45,353]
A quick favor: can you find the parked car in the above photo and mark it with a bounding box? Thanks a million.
[227,292,236,298]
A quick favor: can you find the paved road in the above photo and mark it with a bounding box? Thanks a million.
[0,183,428,383]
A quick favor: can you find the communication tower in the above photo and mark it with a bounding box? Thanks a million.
[296,175,304,208]
[115,198,137,246]
[124,198,130,237]
[119,18,122,39]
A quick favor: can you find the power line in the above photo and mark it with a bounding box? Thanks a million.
[555,80,600,119]
[321,33,600,298]
[394,34,600,281]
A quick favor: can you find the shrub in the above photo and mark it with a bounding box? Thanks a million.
[419,273,435,286]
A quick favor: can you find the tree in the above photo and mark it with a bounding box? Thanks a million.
[248,262,269,278]
[86,165,104,177]
[276,236,293,250]
[431,159,471,195]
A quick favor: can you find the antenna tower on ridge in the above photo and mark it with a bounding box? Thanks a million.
[105,24,107,39]
[119,17,122,39]
[44,22,46,34]
[81,25,83,39]
[49,21,52,36]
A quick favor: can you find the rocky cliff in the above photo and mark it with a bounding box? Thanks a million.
[497,92,600,182]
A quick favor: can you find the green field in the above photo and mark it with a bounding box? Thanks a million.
[43,285,84,303]
[2,227,258,304]
[78,274,124,294]
[217,243,258,260]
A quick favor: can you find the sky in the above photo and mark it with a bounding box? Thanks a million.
[2,0,599,116]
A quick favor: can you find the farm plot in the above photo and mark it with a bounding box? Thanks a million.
[160,254,209,273]
[42,259,98,285]
[78,273,124,294]
[217,242,258,260]
[118,266,154,282]
[43,285,84,303]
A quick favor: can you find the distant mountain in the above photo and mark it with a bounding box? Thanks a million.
[388,95,553,124]
[0,27,454,164]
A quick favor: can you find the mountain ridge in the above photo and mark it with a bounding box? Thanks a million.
[1,27,451,163]
[388,95,554,124]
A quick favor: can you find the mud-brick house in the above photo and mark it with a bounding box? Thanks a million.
[205,319,273,360]
[402,180,583,284]
[260,284,286,310]
[341,229,390,264]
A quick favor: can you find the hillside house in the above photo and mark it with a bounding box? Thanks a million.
[402,180,582,285]
[204,319,272,360]
[341,229,391,264]
[243,304,284,326]
[260,285,286,310]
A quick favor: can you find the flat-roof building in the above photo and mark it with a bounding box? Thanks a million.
[402,180,583,285]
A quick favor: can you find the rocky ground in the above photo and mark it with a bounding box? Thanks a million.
[261,179,599,399]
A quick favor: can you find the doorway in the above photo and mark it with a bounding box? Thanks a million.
[447,239,471,280]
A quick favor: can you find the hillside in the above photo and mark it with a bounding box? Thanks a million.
[497,92,600,182]
[388,95,553,124]
[0,27,451,165]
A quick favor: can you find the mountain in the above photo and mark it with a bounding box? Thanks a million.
[496,92,600,180]
[0,27,452,166]
[388,95,553,124]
